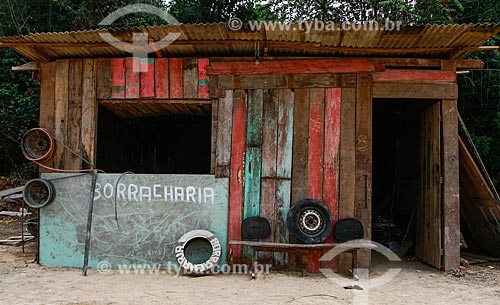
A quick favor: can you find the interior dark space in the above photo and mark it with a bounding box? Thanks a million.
[96,105,211,174]
[372,99,434,256]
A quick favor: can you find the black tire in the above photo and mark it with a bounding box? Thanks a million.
[23,178,55,209]
[175,229,221,275]
[287,199,333,244]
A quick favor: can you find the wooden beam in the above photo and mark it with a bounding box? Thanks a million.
[208,59,382,75]
[98,98,212,105]
[11,62,39,71]
[372,83,458,99]
[372,70,456,83]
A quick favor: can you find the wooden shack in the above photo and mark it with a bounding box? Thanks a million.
[2,23,500,272]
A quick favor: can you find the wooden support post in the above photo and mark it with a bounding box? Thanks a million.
[81,59,98,167]
[441,98,460,271]
[336,87,356,273]
[54,59,69,169]
[39,62,56,171]
[354,74,372,271]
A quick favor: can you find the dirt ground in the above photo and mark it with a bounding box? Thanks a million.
[0,216,499,305]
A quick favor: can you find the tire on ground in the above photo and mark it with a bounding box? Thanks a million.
[175,229,221,275]
[286,199,333,244]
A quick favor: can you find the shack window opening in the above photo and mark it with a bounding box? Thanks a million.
[96,103,212,174]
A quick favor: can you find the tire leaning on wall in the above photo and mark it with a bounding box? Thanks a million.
[286,199,333,244]
[175,229,222,275]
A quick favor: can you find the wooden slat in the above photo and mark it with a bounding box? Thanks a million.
[99,99,211,105]
[215,91,234,177]
[209,75,224,98]
[441,99,460,271]
[125,57,139,98]
[291,89,310,204]
[183,58,198,98]
[228,89,247,263]
[354,74,372,270]
[96,58,111,99]
[276,89,294,179]
[39,62,56,171]
[308,88,325,200]
[111,58,125,98]
[210,100,218,175]
[372,70,456,83]
[372,83,458,99]
[275,89,294,266]
[198,58,210,98]
[260,178,276,261]
[244,89,264,216]
[54,59,69,169]
[207,59,379,75]
[262,90,278,178]
[155,58,169,98]
[169,58,183,98]
[336,87,356,273]
[139,58,155,98]
[307,87,325,273]
[417,102,442,268]
[81,59,97,168]
[66,59,83,170]
[290,88,310,270]
[260,90,278,262]
[275,179,291,266]
[323,88,341,234]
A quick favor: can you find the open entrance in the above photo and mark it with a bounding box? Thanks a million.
[96,101,212,174]
[373,99,443,267]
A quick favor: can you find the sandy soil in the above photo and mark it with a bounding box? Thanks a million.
[0,237,499,305]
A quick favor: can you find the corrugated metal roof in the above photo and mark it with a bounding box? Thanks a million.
[1,22,499,62]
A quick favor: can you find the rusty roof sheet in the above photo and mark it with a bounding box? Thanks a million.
[1,22,499,62]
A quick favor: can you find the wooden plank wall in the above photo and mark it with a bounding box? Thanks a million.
[98,58,210,100]
[219,80,349,271]
[39,59,98,170]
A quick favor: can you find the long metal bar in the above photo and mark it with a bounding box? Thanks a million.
[82,170,98,276]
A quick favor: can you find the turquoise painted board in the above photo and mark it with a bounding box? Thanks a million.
[39,173,229,270]
[243,147,262,219]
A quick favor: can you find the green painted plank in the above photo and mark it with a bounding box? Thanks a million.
[243,147,262,219]
[246,89,264,146]
[274,179,291,266]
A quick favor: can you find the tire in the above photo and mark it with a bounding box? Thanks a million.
[287,199,333,244]
[23,178,55,209]
[175,229,221,275]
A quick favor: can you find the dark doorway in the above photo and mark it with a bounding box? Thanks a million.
[96,105,211,174]
[372,99,435,258]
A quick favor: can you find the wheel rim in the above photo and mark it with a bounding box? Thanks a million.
[298,208,324,236]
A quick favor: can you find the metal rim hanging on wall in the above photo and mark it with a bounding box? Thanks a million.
[23,178,55,209]
[21,128,55,162]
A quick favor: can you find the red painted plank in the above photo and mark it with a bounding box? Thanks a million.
[372,70,456,83]
[140,58,155,98]
[308,88,325,199]
[125,57,140,98]
[155,58,169,98]
[228,89,247,263]
[111,58,125,98]
[198,58,210,98]
[169,58,183,98]
[207,59,378,75]
[307,88,325,273]
[324,88,341,243]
